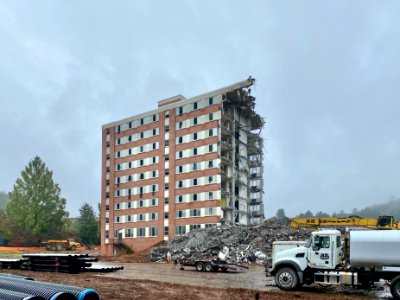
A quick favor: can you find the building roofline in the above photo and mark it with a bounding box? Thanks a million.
[102,77,255,129]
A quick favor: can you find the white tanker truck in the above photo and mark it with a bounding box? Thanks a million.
[269,229,400,299]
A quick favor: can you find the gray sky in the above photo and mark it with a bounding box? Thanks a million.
[0,1,399,217]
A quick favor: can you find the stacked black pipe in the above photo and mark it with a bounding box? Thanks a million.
[0,288,45,300]
[0,276,99,300]
[21,254,97,274]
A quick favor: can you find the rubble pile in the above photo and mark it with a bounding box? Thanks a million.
[149,218,310,265]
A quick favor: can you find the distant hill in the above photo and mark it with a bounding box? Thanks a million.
[0,192,9,211]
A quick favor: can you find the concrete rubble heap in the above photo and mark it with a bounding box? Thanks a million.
[149,218,310,265]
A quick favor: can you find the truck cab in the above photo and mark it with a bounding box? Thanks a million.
[270,230,342,290]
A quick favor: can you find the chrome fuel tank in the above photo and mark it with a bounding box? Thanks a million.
[350,230,400,267]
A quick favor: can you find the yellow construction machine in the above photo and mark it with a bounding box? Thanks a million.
[41,239,81,251]
[290,215,400,230]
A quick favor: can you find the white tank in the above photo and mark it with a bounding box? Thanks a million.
[350,230,400,267]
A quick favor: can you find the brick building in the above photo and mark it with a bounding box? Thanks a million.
[101,78,264,256]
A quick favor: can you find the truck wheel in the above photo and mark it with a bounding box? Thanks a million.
[275,267,299,291]
[205,263,213,272]
[70,245,76,251]
[390,275,400,299]
[195,262,205,272]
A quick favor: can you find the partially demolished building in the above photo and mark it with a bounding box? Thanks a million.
[101,77,265,255]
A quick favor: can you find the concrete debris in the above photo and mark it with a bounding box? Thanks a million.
[149,218,310,265]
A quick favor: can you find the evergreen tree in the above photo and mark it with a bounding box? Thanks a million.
[77,203,99,246]
[6,156,69,242]
[276,208,287,219]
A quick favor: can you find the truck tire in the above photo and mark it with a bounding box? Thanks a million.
[70,245,76,251]
[275,267,299,291]
[195,262,205,272]
[205,263,213,272]
[390,275,400,299]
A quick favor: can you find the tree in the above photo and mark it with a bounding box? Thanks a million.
[6,156,69,243]
[0,192,9,211]
[77,203,99,246]
[276,208,287,219]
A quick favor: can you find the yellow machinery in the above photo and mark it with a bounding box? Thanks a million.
[290,215,400,230]
[41,239,80,251]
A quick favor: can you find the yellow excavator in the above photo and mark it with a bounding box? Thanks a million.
[290,215,400,230]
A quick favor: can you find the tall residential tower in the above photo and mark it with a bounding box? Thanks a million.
[101,78,264,255]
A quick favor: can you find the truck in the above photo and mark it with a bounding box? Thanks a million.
[290,215,399,230]
[269,229,400,299]
[41,239,80,251]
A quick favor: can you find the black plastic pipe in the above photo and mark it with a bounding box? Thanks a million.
[0,288,44,300]
[0,280,74,300]
[0,278,98,300]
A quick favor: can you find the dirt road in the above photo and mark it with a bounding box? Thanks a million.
[0,262,384,299]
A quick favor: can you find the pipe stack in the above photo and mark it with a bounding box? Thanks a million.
[0,275,99,300]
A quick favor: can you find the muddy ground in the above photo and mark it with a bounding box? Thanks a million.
[0,262,388,299]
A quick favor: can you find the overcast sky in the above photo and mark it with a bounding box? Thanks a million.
[1,1,399,217]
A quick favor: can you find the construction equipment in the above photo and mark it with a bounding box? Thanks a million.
[41,239,80,251]
[290,215,399,230]
[269,229,400,299]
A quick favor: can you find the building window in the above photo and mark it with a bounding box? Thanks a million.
[175,225,186,235]
[152,184,156,192]
[152,170,156,177]
[153,128,157,136]
[139,200,144,207]
[208,176,213,183]
[178,165,183,173]
[193,148,198,155]
[165,183,169,190]
[153,114,157,122]
[153,143,157,150]
[190,209,201,217]
[209,145,213,152]
[178,107,183,115]
[192,163,197,171]
[139,187,143,195]
[165,168,170,175]
[178,195,183,203]
[176,210,185,218]
[165,154,169,161]
[193,117,198,125]
[140,118,144,125]
[209,97,214,105]
[179,121,183,129]
[208,129,213,137]
[151,198,157,206]
[152,157,156,163]
[139,214,145,221]
[178,136,183,144]
[193,102,198,110]
[140,173,144,180]
[149,213,158,220]
[165,140,169,147]
[165,197,169,204]
[193,194,198,201]
[179,151,183,158]
[140,159,144,166]
[178,181,183,188]
[208,160,213,168]
[106,128,110,134]
[164,226,169,236]
[105,230,109,238]
[208,192,213,199]
[190,224,201,231]
[165,125,170,132]
[164,212,169,219]
[137,228,146,237]
[149,227,158,237]
[140,145,144,152]
[193,133,198,140]
[140,132,144,139]
[165,111,170,118]
[193,178,198,186]
[209,113,213,121]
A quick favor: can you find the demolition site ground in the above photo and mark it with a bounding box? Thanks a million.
[0,262,386,299]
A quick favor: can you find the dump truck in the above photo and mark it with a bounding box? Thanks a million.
[41,239,80,251]
[269,229,400,299]
[290,215,399,230]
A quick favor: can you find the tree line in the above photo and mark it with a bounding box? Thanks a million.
[275,197,400,220]
[0,156,99,247]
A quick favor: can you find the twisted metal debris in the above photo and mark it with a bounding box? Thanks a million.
[149,218,310,265]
